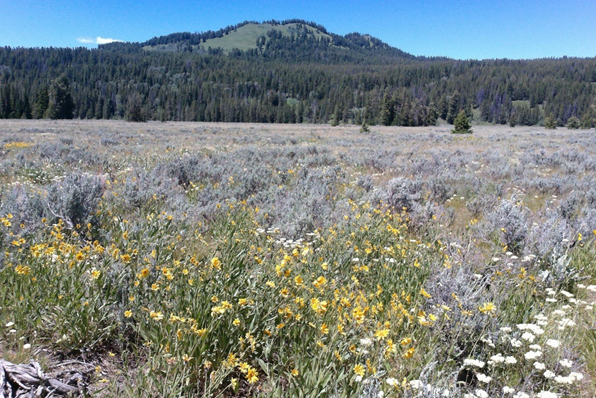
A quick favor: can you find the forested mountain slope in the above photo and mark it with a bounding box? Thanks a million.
[1,20,595,126]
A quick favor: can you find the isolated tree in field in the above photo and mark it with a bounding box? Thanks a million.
[544,114,557,129]
[45,74,74,119]
[360,119,370,133]
[566,116,580,129]
[451,110,473,134]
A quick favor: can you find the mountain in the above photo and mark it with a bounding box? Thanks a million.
[102,20,420,63]
[1,20,595,126]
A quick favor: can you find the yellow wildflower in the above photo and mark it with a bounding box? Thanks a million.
[313,276,328,289]
[238,362,250,374]
[246,367,258,384]
[403,347,415,359]
[354,364,365,377]
[15,265,31,275]
[374,328,389,341]
[478,302,496,314]
[150,311,164,321]
[420,287,431,298]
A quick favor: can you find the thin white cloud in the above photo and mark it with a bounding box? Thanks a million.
[76,36,123,45]
[96,37,123,45]
[76,37,95,44]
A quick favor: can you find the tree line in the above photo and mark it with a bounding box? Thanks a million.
[0,32,595,127]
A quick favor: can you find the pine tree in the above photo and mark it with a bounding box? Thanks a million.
[380,93,395,126]
[34,86,49,119]
[451,110,473,134]
[126,92,147,122]
[580,112,594,129]
[446,91,461,124]
[544,114,557,129]
[438,95,448,120]
[45,74,74,119]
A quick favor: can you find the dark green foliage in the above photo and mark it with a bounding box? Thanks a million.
[380,93,396,126]
[438,95,448,120]
[451,110,473,134]
[446,91,461,124]
[330,105,340,126]
[125,92,146,122]
[544,114,557,129]
[580,112,595,129]
[0,21,595,125]
[45,74,74,120]
[34,86,49,119]
[566,116,580,129]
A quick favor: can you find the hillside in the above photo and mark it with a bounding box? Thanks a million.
[143,22,333,53]
[0,20,595,126]
[126,20,416,62]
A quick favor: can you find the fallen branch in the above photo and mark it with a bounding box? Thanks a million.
[0,359,85,397]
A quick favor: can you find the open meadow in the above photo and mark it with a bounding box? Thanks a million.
[1,120,596,397]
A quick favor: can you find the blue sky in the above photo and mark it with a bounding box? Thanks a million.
[1,0,595,59]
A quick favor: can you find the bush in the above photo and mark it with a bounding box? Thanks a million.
[360,120,370,133]
[544,114,557,129]
[567,116,580,130]
[46,173,105,230]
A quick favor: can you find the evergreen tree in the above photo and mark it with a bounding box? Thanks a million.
[45,74,75,119]
[580,112,594,129]
[426,102,438,126]
[566,116,580,129]
[126,92,147,122]
[34,86,49,119]
[438,95,448,120]
[544,114,557,129]
[380,93,396,126]
[451,110,473,134]
[446,91,461,124]
[331,104,340,126]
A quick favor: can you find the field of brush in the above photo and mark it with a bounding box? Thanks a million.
[1,120,595,397]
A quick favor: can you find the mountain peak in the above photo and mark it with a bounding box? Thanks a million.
[102,20,415,62]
